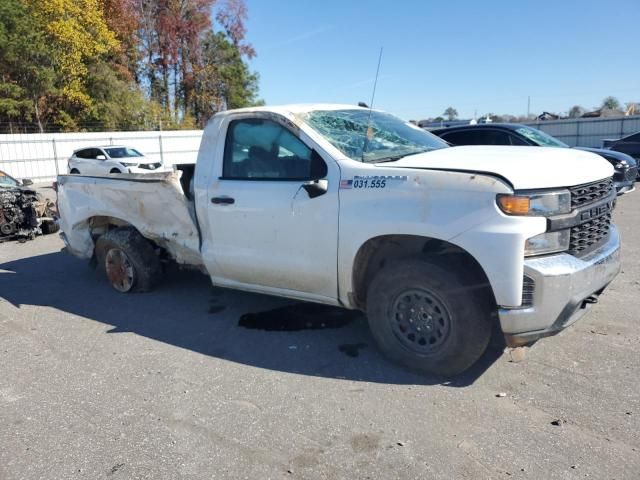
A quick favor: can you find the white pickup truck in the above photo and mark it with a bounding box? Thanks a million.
[57,104,621,375]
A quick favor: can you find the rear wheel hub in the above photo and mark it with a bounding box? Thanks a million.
[105,248,135,292]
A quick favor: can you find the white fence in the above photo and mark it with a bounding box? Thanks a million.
[524,115,640,148]
[0,130,203,183]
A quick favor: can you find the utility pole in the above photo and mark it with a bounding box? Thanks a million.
[527,96,531,119]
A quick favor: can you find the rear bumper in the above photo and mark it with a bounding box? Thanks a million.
[499,225,621,347]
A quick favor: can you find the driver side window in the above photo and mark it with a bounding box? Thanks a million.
[223,118,313,180]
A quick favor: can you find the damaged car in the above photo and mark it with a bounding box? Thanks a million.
[57,104,621,376]
[0,170,59,242]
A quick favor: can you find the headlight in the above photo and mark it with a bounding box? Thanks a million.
[120,162,138,167]
[525,230,570,256]
[497,190,571,216]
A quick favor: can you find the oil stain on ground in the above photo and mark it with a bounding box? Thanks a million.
[338,343,367,358]
[208,305,227,314]
[238,303,363,331]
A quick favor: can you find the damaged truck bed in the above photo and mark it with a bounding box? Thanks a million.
[56,171,202,266]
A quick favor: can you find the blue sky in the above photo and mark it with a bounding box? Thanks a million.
[243,0,639,120]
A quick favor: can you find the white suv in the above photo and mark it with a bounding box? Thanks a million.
[67,146,165,175]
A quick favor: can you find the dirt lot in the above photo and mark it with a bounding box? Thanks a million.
[1,194,639,480]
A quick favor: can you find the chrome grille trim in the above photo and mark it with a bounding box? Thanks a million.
[569,212,612,256]
[569,178,614,208]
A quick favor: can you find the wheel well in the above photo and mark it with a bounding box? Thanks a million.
[87,216,135,240]
[86,216,170,265]
[351,235,496,311]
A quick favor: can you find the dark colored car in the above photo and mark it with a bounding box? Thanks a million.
[431,124,637,194]
[603,131,640,168]
[0,170,58,241]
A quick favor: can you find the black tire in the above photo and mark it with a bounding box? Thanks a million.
[366,257,492,376]
[41,220,60,235]
[70,169,79,174]
[110,168,121,174]
[95,227,162,293]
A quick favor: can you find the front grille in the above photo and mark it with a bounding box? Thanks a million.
[522,275,535,307]
[569,178,613,208]
[569,212,612,256]
[626,166,638,181]
[566,178,615,256]
[138,162,161,170]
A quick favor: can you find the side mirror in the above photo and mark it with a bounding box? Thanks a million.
[96,154,106,160]
[303,179,329,199]
[309,150,328,180]
[21,178,33,186]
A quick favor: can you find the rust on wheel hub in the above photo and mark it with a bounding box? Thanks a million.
[105,248,135,292]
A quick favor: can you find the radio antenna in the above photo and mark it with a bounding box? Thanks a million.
[361,47,384,162]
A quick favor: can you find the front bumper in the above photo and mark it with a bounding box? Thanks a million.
[500,225,621,346]
[616,183,635,195]
[127,165,170,174]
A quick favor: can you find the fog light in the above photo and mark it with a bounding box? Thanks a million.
[525,230,570,256]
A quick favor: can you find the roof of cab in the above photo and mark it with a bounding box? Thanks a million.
[216,103,372,117]
[73,145,140,153]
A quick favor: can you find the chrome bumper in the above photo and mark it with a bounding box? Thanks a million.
[500,225,621,346]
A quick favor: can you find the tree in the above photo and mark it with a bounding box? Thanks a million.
[568,105,585,118]
[83,60,169,130]
[135,0,256,125]
[191,31,261,124]
[19,0,120,130]
[103,0,141,81]
[443,107,458,121]
[0,0,261,132]
[215,0,255,58]
[601,96,621,110]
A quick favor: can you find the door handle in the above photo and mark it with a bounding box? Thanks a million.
[211,196,235,205]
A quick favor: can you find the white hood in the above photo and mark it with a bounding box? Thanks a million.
[383,146,614,190]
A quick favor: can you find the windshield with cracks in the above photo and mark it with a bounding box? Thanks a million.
[303,109,448,163]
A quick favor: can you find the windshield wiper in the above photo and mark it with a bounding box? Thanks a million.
[371,149,432,163]
[374,154,408,163]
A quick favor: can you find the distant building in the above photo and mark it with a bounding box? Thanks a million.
[582,108,624,118]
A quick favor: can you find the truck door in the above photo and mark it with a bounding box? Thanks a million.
[202,116,340,301]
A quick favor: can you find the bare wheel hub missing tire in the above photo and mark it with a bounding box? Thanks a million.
[105,248,135,292]
[391,289,451,354]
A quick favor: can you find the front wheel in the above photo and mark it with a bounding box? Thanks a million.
[95,227,162,292]
[366,257,492,376]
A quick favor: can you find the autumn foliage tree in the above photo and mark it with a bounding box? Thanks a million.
[0,0,260,132]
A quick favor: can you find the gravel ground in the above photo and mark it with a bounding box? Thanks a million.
[0,194,639,480]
